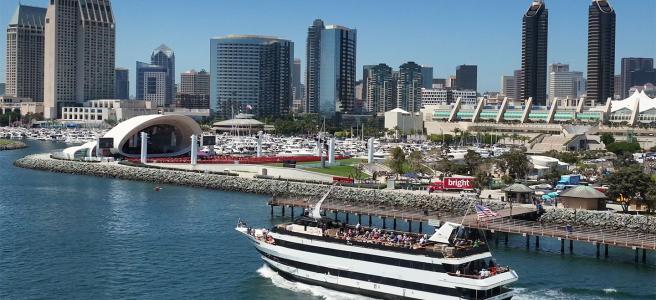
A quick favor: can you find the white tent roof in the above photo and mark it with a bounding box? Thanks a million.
[610,90,656,113]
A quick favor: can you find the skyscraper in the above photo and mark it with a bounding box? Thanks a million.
[292,58,302,101]
[5,5,46,102]
[151,44,175,106]
[114,68,129,100]
[521,0,548,105]
[180,69,210,96]
[361,65,375,101]
[421,66,434,89]
[43,0,115,119]
[177,69,210,109]
[319,25,357,117]
[210,35,293,118]
[305,19,324,114]
[397,62,423,113]
[586,0,615,104]
[455,65,477,91]
[501,75,517,100]
[304,20,357,117]
[365,63,395,114]
[548,63,585,101]
[136,62,167,107]
[620,58,655,98]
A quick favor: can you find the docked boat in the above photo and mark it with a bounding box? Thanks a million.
[236,191,518,299]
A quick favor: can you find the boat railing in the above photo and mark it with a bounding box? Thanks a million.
[271,224,489,258]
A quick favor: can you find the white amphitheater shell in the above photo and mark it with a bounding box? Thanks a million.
[103,114,202,158]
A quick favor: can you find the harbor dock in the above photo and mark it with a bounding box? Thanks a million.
[269,197,656,263]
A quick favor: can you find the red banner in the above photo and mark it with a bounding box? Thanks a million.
[443,177,474,190]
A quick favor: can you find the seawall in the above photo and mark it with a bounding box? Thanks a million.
[13,154,505,216]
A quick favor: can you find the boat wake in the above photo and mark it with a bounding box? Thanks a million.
[257,264,378,300]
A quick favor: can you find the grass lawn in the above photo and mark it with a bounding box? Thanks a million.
[305,165,370,179]
[0,139,17,146]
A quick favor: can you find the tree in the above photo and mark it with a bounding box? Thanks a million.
[387,147,406,179]
[408,150,429,174]
[604,165,652,212]
[606,141,641,155]
[472,163,492,190]
[463,150,482,175]
[600,133,615,146]
[496,150,532,182]
[544,150,579,164]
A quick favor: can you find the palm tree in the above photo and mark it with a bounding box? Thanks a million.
[453,128,461,146]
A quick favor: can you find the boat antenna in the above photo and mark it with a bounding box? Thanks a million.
[311,183,337,219]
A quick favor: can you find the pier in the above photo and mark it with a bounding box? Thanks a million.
[269,197,656,263]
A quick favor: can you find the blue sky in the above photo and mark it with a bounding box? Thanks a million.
[0,0,654,95]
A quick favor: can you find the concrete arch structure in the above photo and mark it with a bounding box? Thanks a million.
[103,114,202,158]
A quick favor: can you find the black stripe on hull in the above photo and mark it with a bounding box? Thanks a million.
[258,250,513,300]
[264,261,417,300]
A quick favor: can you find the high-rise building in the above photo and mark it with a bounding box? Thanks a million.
[521,0,548,105]
[432,78,446,89]
[361,65,375,101]
[43,0,115,119]
[305,19,324,114]
[501,75,517,100]
[318,25,357,117]
[513,69,523,101]
[0,83,5,95]
[176,69,210,109]
[446,76,457,89]
[586,0,615,104]
[292,58,302,101]
[397,62,422,113]
[548,64,585,101]
[5,5,46,103]
[114,68,129,100]
[421,66,434,89]
[180,69,210,96]
[365,63,395,114]
[455,65,477,91]
[150,45,175,106]
[210,35,293,118]
[620,58,655,98]
[136,62,167,107]
[305,20,357,117]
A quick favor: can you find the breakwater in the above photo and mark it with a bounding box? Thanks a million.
[14,154,505,216]
[0,140,27,151]
[14,154,656,233]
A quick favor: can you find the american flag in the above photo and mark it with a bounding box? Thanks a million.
[475,204,498,219]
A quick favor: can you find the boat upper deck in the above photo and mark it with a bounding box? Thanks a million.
[271,220,491,259]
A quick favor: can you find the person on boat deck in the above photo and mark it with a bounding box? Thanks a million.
[356,223,361,231]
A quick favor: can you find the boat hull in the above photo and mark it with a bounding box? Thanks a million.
[238,228,515,300]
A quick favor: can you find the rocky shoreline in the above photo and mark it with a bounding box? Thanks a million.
[0,140,27,151]
[14,154,656,234]
[14,154,506,216]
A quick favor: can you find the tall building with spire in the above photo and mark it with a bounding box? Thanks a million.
[586,0,615,104]
[43,0,115,119]
[521,0,548,105]
[5,4,46,102]
[151,44,175,105]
